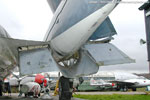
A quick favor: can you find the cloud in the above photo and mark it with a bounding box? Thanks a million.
[0,0,53,41]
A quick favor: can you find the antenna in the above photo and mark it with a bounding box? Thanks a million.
[140,39,146,45]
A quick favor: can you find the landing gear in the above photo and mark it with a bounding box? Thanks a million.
[121,85,128,92]
[132,88,136,91]
[0,80,3,96]
[119,85,128,92]
[123,87,128,92]
[59,76,73,100]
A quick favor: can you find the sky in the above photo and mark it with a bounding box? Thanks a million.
[0,0,149,74]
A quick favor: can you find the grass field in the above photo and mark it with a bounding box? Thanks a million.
[74,94,150,100]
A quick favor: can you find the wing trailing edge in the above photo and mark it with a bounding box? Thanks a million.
[84,43,135,66]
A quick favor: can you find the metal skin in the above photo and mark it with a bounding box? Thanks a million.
[17,0,130,79]
[0,0,134,79]
[20,82,41,97]
[109,73,150,91]
[17,0,135,81]
[90,77,115,87]
[0,26,17,79]
[0,1,126,99]
[89,72,150,91]
[115,78,150,88]
[0,0,135,81]
[48,0,119,57]
[17,74,49,98]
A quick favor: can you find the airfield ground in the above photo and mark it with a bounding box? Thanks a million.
[0,92,149,100]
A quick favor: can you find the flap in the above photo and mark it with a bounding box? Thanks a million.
[84,43,135,66]
[19,47,59,75]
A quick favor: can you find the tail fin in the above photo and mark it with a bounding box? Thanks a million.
[47,0,62,13]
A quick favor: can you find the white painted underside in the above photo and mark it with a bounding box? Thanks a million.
[51,0,118,55]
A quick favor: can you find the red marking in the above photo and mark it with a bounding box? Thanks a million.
[35,74,45,84]
[144,81,146,83]
[35,85,39,95]
[35,74,48,88]
[31,86,36,92]
[44,79,47,87]
[112,83,115,87]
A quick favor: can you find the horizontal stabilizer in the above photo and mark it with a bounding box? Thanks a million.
[84,43,135,66]
[0,37,59,75]
[58,50,99,78]
[1,37,48,48]
[19,48,59,75]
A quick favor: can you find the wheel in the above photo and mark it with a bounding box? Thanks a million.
[132,88,136,91]
[38,93,40,97]
[123,87,128,92]
[0,80,3,96]
[0,86,2,96]
[59,76,72,100]
[25,93,28,97]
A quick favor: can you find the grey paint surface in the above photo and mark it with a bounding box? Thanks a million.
[0,0,130,79]
[0,26,16,79]
[47,0,61,13]
[19,48,59,75]
[47,0,117,41]
[89,17,117,40]
[57,50,99,78]
[145,7,150,61]
[0,25,51,78]
[45,0,112,41]
[84,43,135,66]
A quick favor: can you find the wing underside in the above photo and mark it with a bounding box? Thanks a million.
[110,80,136,86]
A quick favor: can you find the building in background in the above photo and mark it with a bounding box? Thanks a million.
[139,0,150,74]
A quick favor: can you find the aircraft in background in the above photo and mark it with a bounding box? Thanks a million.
[90,77,116,89]
[0,0,135,99]
[111,75,150,91]
[89,72,150,91]
[4,72,51,98]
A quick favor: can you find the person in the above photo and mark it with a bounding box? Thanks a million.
[4,82,11,96]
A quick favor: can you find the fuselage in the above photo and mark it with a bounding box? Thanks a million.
[125,79,150,88]
[0,0,119,79]
[44,0,119,60]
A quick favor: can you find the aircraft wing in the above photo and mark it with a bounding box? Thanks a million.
[84,43,135,66]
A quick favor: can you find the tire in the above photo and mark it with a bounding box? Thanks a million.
[132,88,136,91]
[0,87,2,96]
[59,76,72,100]
[25,93,28,97]
[0,80,3,96]
[123,87,128,92]
[38,93,40,97]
